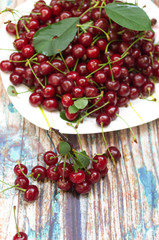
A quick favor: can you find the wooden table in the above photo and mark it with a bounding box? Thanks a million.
[0,0,159,239]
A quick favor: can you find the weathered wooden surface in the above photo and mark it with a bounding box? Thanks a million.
[0,1,159,239]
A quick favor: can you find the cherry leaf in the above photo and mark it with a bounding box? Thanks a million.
[68,105,79,114]
[33,17,79,56]
[75,151,90,168]
[104,2,152,31]
[74,98,88,109]
[58,141,71,156]
[7,85,18,96]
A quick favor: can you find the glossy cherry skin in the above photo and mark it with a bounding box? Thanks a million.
[141,81,155,96]
[100,167,108,177]
[57,177,73,191]
[0,60,14,72]
[93,155,107,171]
[84,86,98,97]
[21,44,35,59]
[9,72,23,85]
[46,165,59,181]
[94,70,107,84]
[87,59,101,73]
[105,105,119,120]
[14,164,28,177]
[57,162,72,178]
[86,169,100,184]
[76,63,89,76]
[39,61,53,75]
[6,22,16,35]
[31,165,47,180]
[48,73,64,86]
[129,87,140,100]
[79,32,93,47]
[94,18,108,34]
[132,73,145,87]
[42,98,59,111]
[74,181,91,194]
[96,38,107,51]
[86,46,100,59]
[42,85,55,98]
[44,151,58,166]
[117,83,130,97]
[29,92,43,107]
[65,108,79,121]
[39,7,52,22]
[61,93,73,107]
[104,91,117,105]
[72,44,86,59]
[24,185,39,202]
[15,176,29,189]
[13,232,28,240]
[72,86,84,98]
[69,170,86,184]
[10,52,24,67]
[106,146,121,163]
[13,38,28,50]
[96,113,111,127]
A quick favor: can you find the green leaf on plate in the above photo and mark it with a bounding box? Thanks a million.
[33,17,79,56]
[68,105,79,114]
[7,85,18,96]
[58,141,71,156]
[104,2,152,31]
[74,98,88,109]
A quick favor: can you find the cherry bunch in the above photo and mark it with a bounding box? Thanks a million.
[0,0,159,128]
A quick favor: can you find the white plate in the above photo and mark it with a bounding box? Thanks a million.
[0,0,159,134]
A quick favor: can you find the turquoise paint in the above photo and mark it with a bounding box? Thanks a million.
[138,167,158,208]
[8,103,17,113]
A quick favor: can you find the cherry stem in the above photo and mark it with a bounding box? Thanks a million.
[129,101,144,123]
[73,58,79,72]
[100,122,116,166]
[80,1,100,18]
[39,106,51,129]
[63,155,67,181]
[107,56,114,82]
[13,206,21,237]
[58,49,70,72]
[27,60,45,89]
[0,48,17,51]
[67,123,83,151]
[116,113,137,143]
[0,179,25,191]
[17,161,28,178]
[0,185,19,193]
[47,61,66,75]
[75,100,109,128]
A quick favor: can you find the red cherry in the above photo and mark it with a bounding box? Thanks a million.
[69,170,86,184]
[86,168,100,184]
[42,98,59,111]
[15,176,29,189]
[57,177,72,191]
[106,146,121,162]
[57,162,72,178]
[42,85,55,98]
[14,164,28,177]
[24,185,39,202]
[13,232,28,240]
[43,151,58,165]
[0,60,14,72]
[31,165,47,180]
[74,181,91,194]
[96,113,111,127]
[61,93,73,107]
[65,108,79,121]
[93,155,107,171]
[47,165,59,181]
[29,92,43,107]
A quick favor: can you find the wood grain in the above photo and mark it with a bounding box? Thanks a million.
[0,1,159,239]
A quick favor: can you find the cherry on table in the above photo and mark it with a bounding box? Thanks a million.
[29,92,43,107]
[14,164,28,177]
[57,162,72,178]
[15,176,29,190]
[0,60,14,72]
[57,177,72,191]
[13,232,28,240]
[74,181,91,194]
[86,169,100,184]
[31,165,47,180]
[106,146,121,163]
[43,151,58,165]
[93,154,107,171]
[47,165,59,181]
[96,113,111,127]
[24,185,39,202]
[69,170,86,184]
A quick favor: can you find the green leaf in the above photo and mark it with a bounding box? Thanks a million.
[7,85,18,96]
[104,2,152,31]
[60,111,79,123]
[58,142,71,156]
[74,98,88,109]
[33,17,79,56]
[68,105,79,114]
[76,151,90,168]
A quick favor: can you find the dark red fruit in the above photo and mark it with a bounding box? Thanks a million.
[14,164,28,177]
[106,146,121,162]
[15,176,29,190]
[57,177,72,191]
[74,181,91,194]
[0,60,14,72]
[57,162,72,178]
[31,165,47,180]
[69,170,86,184]
[93,155,107,171]
[65,108,79,121]
[86,169,100,184]
[43,151,58,165]
[46,165,59,181]
[13,232,28,240]
[42,98,59,111]
[96,113,111,127]
[29,92,43,107]
[24,185,39,202]
[61,93,73,107]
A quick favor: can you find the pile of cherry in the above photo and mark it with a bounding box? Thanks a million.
[12,141,121,199]
[1,0,159,127]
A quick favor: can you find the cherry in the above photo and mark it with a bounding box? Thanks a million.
[111,54,123,66]
[96,113,111,127]
[36,54,47,63]
[57,177,72,191]
[34,0,46,9]
[117,96,129,107]
[15,66,25,76]
[104,90,117,105]
[94,70,107,84]
[84,86,98,97]
[39,7,52,22]
[15,176,29,190]
[94,18,108,34]
[10,53,24,67]
[27,19,39,30]
[131,48,141,58]
[93,154,107,171]
[72,86,84,98]
[43,151,58,166]
[66,71,79,81]
[46,166,59,182]
[80,13,90,24]
[61,93,73,107]
[79,32,93,47]
[96,38,107,52]
[23,67,34,80]
[0,60,14,72]
[142,41,154,54]
[24,185,39,202]
[60,11,73,20]
[86,168,100,184]
[132,73,145,87]
[87,59,101,73]
[76,76,89,87]
[13,232,28,240]
[124,56,135,68]
[52,4,62,16]
[42,85,55,98]
[6,22,16,35]
[39,61,53,75]
[108,64,121,79]
[13,38,28,50]
[51,59,65,72]
[65,108,79,121]
[72,44,86,59]
[76,63,89,76]
[65,55,76,68]
[74,181,91,194]
[118,42,129,54]
[99,167,108,177]
[117,83,130,97]
[57,162,72,178]
[136,55,150,69]
[69,170,86,184]
[21,44,35,59]
[14,164,28,177]
[48,73,64,86]
[129,87,140,100]
[31,165,47,180]
[61,79,74,93]
[141,81,155,96]
[105,105,119,120]
[42,97,59,111]
[106,146,121,163]
[29,92,43,107]
[86,46,100,59]
[121,30,136,42]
